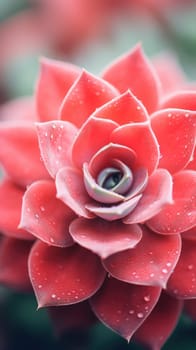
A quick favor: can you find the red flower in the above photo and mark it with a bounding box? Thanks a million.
[0,45,195,348]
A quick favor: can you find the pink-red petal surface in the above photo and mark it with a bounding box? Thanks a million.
[0,97,37,122]
[59,70,119,127]
[29,241,106,307]
[72,116,118,169]
[69,218,142,259]
[103,226,181,288]
[102,45,160,113]
[147,170,196,234]
[161,91,196,111]
[124,169,173,224]
[36,58,81,121]
[0,237,32,291]
[151,109,196,174]
[90,277,161,341]
[134,292,183,350]
[111,122,159,174]
[167,239,196,299]
[56,166,93,218]
[93,91,149,124]
[20,180,75,247]
[36,121,78,178]
[0,179,34,240]
[0,123,49,187]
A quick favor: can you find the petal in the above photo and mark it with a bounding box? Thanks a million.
[86,194,142,221]
[134,292,183,350]
[147,170,196,234]
[93,91,149,124]
[90,277,161,341]
[181,227,196,241]
[0,237,32,291]
[111,122,159,174]
[59,70,119,127]
[0,97,37,122]
[89,143,136,177]
[69,218,142,259]
[36,121,78,178]
[36,57,80,121]
[124,169,173,224]
[20,180,75,247]
[104,226,181,288]
[28,241,106,307]
[186,147,196,170]
[161,91,196,110]
[0,179,34,240]
[83,163,124,204]
[102,44,160,113]
[72,116,118,169]
[151,109,196,174]
[56,166,94,218]
[167,239,196,299]
[48,301,97,335]
[152,53,187,95]
[0,122,49,187]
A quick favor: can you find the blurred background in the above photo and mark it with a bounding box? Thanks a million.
[0,0,196,349]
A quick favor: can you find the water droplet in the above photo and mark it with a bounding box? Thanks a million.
[188,264,194,270]
[35,213,39,219]
[57,145,62,151]
[144,295,151,302]
[44,132,48,137]
[51,294,56,299]
[50,237,55,243]
[137,106,141,110]
[38,285,42,289]
[137,312,144,318]
[166,262,172,267]
[40,206,45,212]
[162,268,168,274]
[129,310,135,314]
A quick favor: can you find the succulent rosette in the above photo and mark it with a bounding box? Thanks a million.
[0,45,196,349]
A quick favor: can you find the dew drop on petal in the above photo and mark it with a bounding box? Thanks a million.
[137,312,144,319]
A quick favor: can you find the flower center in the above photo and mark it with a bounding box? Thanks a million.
[97,167,122,190]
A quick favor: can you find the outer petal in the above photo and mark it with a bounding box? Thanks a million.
[93,91,149,124]
[36,121,78,178]
[48,301,97,335]
[0,179,34,240]
[20,180,75,247]
[90,277,161,341]
[161,91,196,110]
[0,122,49,187]
[36,57,81,121]
[123,169,173,224]
[151,109,196,174]
[111,122,159,174]
[69,218,142,259]
[133,292,183,350]
[152,53,187,95]
[0,237,32,291]
[101,44,160,113]
[0,97,37,122]
[181,227,196,241]
[56,166,94,218]
[59,70,119,127]
[29,242,106,307]
[72,116,118,169]
[147,170,196,234]
[167,239,196,299]
[103,226,181,288]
